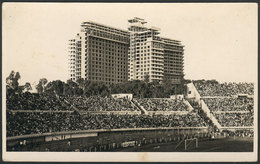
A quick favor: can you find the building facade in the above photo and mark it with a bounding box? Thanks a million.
[68,34,82,80]
[68,22,130,84]
[69,18,184,86]
[128,17,184,84]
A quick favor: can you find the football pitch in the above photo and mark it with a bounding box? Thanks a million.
[114,137,253,152]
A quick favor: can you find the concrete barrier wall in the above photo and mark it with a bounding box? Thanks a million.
[148,111,189,115]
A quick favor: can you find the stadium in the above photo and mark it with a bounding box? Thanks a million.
[6,78,254,152]
[3,13,255,154]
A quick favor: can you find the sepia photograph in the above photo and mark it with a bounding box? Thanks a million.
[2,2,258,162]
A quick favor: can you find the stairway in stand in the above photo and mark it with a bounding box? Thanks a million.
[131,99,148,115]
[186,83,222,130]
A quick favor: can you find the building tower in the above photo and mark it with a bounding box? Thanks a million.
[128,17,184,85]
[68,22,130,84]
[68,34,82,81]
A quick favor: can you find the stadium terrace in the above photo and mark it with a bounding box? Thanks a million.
[6,76,254,151]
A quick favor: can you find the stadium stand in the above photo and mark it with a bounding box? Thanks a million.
[7,92,70,111]
[191,80,254,129]
[193,81,254,97]
[65,96,138,111]
[203,98,253,112]
[234,129,254,137]
[6,80,254,152]
[6,111,207,137]
[134,98,188,111]
[213,112,253,127]
[201,97,254,127]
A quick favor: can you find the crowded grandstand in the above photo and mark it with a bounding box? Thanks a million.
[6,77,254,151]
[134,98,188,111]
[193,80,254,97]
[193,80,254,129]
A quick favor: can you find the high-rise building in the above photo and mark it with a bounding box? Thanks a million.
[128,17,184,84]
[69,18,184,87]
[68,34,82,80]
[68,21,130,84]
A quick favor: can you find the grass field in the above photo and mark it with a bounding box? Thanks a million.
[114,137,253,152]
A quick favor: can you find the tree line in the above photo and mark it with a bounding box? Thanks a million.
[6,71,185,98]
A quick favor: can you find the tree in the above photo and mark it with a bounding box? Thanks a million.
[14,72,21,81]
[67,79,78,96]
[24,82,32,92]
[36,78,48,94]
[76,78,85,89]
[75,88,83,96]
[184,79,192,84]
[76,78,93,95]
[45,80,65,95]
[6,71,15,83]
[99,83,110,97]
[144,74,150,83]
[162,77,176,97]
[64,83,73,96]
[6,71,20,91]
[36,84,43,94]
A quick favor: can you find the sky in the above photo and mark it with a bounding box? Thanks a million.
[2,3,258,85]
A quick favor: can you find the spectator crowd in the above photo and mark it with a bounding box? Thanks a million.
[6,79,255,138]
[203,98,254,112]
[135,98,188,111]
[193,81,254,97]
[66,96,138,111]
[6,111,207,137]
[7,92,70,111]
[202,97,254,127]
[234,129,254,137]
[7,93,138,112]
[213,113,253,127]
